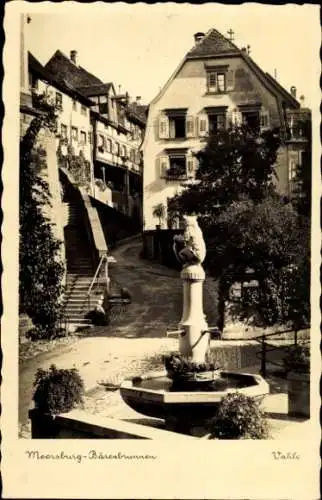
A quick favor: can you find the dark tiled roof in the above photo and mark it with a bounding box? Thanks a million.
[186,28,240,58]
[29,52,55,82]
[76,83,113,97]
[45,50,102,88]
[127,102,148,124]
[29,51,93,106]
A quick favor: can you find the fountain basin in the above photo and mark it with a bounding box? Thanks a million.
[120,370,269,425]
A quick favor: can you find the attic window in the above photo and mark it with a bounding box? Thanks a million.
[206,71,226,93]
[205,64,229,94]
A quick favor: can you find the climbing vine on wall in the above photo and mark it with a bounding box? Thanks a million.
[20,95,65,338]
[57,139,91,189]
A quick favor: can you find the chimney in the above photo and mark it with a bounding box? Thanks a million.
[194,32,205,45]
[136,96,141,104]
[290,86,297,99]
[70,50,77,64]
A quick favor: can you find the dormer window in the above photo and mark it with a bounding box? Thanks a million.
[206,71,226,93]
[205,64,230,94]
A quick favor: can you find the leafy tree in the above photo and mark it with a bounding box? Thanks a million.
[292,120,312,218]
[168,125,309,329]
[168,125,281,218]
[20,94,65,338]
[212,196,309,327]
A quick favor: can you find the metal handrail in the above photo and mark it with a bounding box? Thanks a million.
[87,255,106,298]
[87,255,117,309]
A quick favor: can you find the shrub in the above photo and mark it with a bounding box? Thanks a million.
[33,364,85,414]
[208,392,269,439]
[26,325,67,341]
[283,344,310,374]
[120,287,131,301]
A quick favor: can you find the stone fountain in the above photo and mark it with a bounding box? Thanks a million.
[120,216,269,433]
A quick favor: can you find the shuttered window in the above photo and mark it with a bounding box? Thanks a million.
[231,110,243,126]
[198,114,209,137]
[185,116,195,138]
[260,109,270,130]
[158,115,169,139]
[186,155,195,176]
[158,156,169,177]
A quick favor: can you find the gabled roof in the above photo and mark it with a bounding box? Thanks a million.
[150,28,300,110]
[28,52,93,106]
[45,50,102,88]
[186,28,240,59]
[76,83,113,97]
[29,52,54,81]
[264,71,300,108]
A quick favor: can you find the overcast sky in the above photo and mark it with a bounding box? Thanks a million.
[25,3,319,108]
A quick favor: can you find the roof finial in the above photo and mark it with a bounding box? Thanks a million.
[247,44,251,55]
[227,28,235,41]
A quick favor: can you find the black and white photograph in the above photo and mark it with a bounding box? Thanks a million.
[2,2,320,499]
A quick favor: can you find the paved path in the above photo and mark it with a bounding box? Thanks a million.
[19,238,218,429]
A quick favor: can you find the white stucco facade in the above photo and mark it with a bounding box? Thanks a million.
[142,31,303,231]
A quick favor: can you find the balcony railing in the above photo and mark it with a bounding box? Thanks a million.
[96,147,143,174]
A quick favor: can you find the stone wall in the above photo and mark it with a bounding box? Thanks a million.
[29,409,196,440]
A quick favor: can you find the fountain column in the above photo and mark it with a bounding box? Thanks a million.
[179,263,209,363]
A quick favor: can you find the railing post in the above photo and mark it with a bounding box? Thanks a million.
[294,330,298,345]
[260,335,266,378]
[104,256,110,294]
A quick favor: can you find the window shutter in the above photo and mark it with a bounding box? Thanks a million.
[260,109,270,130]
[198,114,209,137]
[207,72,217,92]
[158,115,169,139]
[232,110,242,126]
[158,156,169,178]
[226,69,234,91]
[186,154,195,177]
[185,115,195,138]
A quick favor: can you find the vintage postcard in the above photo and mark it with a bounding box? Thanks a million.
[2,1,321,498]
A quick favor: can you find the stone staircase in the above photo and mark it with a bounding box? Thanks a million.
[61,196,102,331]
